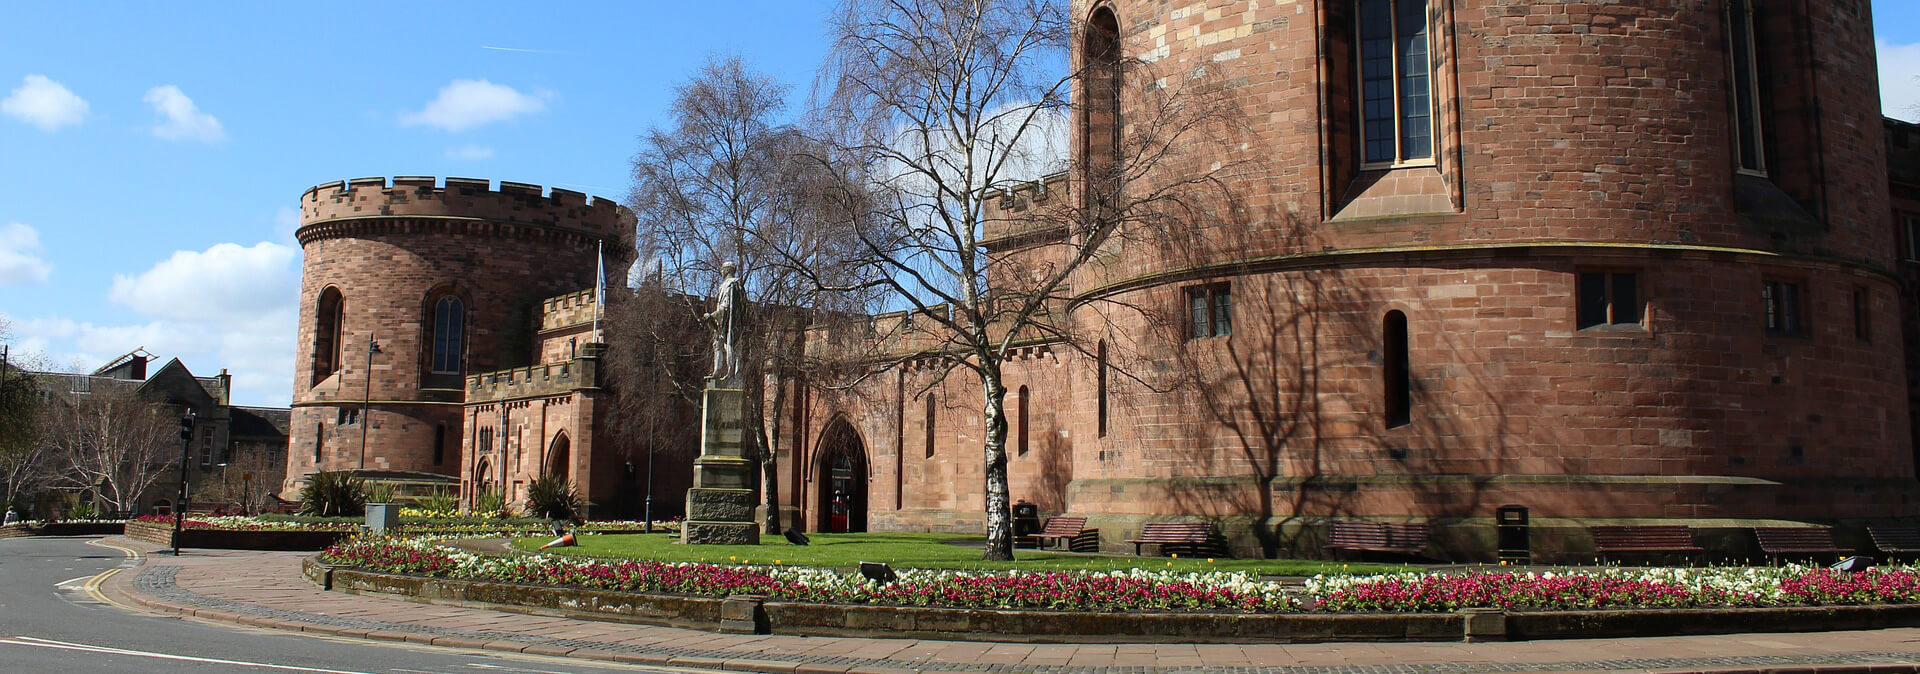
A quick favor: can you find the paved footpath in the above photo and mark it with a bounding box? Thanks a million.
[92,537,1920,674]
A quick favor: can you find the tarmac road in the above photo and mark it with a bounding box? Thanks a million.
[0,535,669,674]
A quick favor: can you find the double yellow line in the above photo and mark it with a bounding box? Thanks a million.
[82,538,145,610]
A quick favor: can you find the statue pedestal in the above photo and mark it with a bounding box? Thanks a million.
[682,386,760,545]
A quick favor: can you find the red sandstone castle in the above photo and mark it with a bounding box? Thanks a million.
[286,0,1920,559]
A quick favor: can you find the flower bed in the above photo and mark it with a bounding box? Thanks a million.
[133,514,659,537]
[322,536,1920,615]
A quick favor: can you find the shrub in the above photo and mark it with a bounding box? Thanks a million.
[363,481,398,504]
[298,471,366,517]
[421,487,458,514]
[472,491,507,518]
[525,475,586,522]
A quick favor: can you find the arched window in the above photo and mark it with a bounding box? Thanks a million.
[430,295,464,374]
[1082,7,1123,210]
[1384,311,1411,427]
[924,395,936,459]
[1017,385,1030,457]
[313,287,344,384]
[1725,0,1766,175]
[1356,0,1433,166]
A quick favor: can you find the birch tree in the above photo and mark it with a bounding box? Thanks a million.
[809,0,1236,560]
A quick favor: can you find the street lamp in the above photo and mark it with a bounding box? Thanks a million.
[359,336,381,471]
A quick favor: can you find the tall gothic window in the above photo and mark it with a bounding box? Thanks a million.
[1357,0,1433,166]
[313,287,344,384]
[1725,0,1766,175]
[1016,385,1030,457]
[1082,7,1122,211]
[924,395,937,459]
[430,295,465,374]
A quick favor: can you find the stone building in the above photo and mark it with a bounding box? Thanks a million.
[281,1,1920,559]
[29,350,288,515]
[281,177,687,517]
[769,0,1919,559]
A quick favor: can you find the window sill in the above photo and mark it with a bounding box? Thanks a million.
[1330,165,1457,223]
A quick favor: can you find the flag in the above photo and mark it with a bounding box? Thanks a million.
[593,240,606,338]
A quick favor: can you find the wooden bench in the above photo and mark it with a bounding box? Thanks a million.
[1755,527,1852,564]
[1588,525,1702,564]
[1033,516,1099,552]
[1324,521,1428,558]
[1125,521,1222,557]
[1868,525,1920,558]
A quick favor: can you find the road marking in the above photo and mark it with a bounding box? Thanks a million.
[55,575,94,589]
[0,635,378,673]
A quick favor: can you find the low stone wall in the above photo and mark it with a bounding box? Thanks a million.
[0,522,125,538]
[306,556,1920,643]
[126,521,350,550]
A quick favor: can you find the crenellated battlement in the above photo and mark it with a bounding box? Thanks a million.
[298,176,628,244]
[540,288,598,331]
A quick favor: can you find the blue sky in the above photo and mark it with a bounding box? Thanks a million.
[2,1,1918,408]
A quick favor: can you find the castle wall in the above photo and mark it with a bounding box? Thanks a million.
[783,0,1915,558]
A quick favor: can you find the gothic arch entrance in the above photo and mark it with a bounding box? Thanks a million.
[813,417,868,533]
[474,457,495,504]
[546,432,571,480]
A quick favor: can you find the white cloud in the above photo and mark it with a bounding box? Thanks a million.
[143,85,227,142]
[445,144,496,160]
[400,79,548,132]
[0,222,53,285]
[108,242,298,321]
[10,240,304,406]
[0,75,88,130]
[8,311,296,407]
[1885,39,1920,123]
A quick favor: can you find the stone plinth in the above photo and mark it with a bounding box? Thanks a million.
[683,386,759,545]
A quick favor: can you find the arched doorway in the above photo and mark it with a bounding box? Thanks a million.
[813,418,869,533]
[474,457,494,505]
[546,432,571,480]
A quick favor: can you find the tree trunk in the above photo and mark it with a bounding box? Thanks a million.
[763,364,786,534]
[980,359,1013,561]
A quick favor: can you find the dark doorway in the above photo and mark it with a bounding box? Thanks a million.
[814,419,869,533]
[546,432,571,480]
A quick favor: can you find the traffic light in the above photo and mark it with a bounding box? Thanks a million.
[180,410,196,442]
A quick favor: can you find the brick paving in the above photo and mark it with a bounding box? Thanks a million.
[94,538,1920,674]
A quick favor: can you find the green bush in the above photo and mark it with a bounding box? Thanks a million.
[298,471,366,517]
[473,490,507,517]
[421,487,458,513]
[362,481,398,504]
[525,475,586,522]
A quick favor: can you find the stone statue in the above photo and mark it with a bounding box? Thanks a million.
[704,262,746,385]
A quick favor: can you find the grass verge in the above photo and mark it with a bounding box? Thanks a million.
[509,531,1408,575]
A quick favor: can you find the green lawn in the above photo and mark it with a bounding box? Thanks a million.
[510,531,1407,576]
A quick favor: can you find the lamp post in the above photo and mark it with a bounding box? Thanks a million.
[173,409,195,556]
[359,336,380,471]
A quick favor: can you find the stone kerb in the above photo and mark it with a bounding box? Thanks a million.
[307,557,1920,643]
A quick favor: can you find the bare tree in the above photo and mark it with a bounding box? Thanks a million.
[628,55,876,534]
[600,280,707,523]
[41,387,178,514]
[0,336,50,510]
[808,0,1236,559]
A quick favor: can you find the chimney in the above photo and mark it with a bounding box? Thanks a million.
[217,369,232,406]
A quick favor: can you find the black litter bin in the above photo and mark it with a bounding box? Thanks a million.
[1013,501,1040,539]
[1496,505,1529,565]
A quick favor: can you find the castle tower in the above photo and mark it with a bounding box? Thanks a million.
[282,177,628,496]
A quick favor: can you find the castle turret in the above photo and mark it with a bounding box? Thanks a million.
[282,177,630,495]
